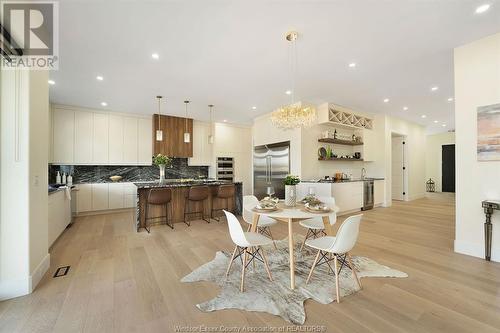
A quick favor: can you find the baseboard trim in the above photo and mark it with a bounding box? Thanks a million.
[30,253,50,292]
[454,239,500,262]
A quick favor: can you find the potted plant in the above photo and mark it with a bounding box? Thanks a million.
[152,154,172,182]
[283,175,300,206]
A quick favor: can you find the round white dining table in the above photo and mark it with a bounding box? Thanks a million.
[249,202,338,290]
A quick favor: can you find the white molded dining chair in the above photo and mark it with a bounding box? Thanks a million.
[305,214,363,303]
[299,196,338,251]
[243,195,278,248]
[224,210,274,292]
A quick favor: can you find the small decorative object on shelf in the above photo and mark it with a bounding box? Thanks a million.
[426,178,435,192]
[283,175,300,206]
[153,154,172,182]
[333,129,338,139]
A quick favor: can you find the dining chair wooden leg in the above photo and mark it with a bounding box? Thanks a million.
[226,246,238,277]
[300,229,309,251]
[347,253,362,289]
[241,248,248,292]
[260,246,273,282]
[252,247,256,271]
[334,255,340,303]
[306,250,321,284]
[246,224,251,232]
[267,227,278,249]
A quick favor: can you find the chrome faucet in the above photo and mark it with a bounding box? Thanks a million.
[361,168,366,180]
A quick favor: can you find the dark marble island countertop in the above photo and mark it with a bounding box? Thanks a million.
[134,180,242,189]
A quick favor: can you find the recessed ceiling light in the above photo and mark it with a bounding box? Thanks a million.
[48,79,55,85]
[151,53,159,59]
[434,120,439,123]
[447,97,454,102]
[475,4,491,13]
[96,75,104,81]
[383,98,390,103]
[421,115,427,118]
[252,106,257,110]
[348,62,356,68]
[442,124,447,127]
[223,119,227,123]
[285,90,292,95]
[403,106,408,111]
[101,102,107,107]
[431,86,439,91]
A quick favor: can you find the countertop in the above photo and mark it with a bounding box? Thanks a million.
[48,185,75,195]
[134,180,242,189]
[301,178,385,184]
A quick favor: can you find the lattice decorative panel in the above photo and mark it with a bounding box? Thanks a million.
[328,107,373,129]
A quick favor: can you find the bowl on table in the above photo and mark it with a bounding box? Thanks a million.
[304,202,332,213]
[253,200,278,212]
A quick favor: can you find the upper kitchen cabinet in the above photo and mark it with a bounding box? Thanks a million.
[50,105,152,165]
[188,121,212,166]
[153,114,193,158]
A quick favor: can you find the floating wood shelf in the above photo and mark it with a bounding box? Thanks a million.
[318,158,364,161]
[318,138,363,146]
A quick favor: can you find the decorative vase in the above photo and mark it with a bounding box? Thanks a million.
[159,164,166,182]
[285,185,297,207]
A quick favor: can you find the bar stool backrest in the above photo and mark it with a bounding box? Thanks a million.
[188,186,209,201]
[217,185,235,198]
[148,188,172,205]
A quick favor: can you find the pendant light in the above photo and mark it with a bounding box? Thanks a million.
[208,104,214,144]
[155,96,163,141]
[183,100,191,143]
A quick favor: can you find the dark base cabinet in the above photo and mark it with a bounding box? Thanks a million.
[135,182,242,231]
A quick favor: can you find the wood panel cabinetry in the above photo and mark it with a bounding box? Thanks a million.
[153,114,193,157]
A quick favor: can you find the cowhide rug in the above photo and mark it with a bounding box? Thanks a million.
[181,235,407,325]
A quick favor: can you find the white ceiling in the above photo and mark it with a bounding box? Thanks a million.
[49,0,500,134]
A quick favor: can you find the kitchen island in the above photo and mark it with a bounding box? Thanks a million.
[134,180,242,231]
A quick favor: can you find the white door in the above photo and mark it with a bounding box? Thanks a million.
[74,111,93,164]
[52,108,75,163]
[93,113,109,163]
[391,136,405,201]
[138,118,152,164]
[109,115,124,163]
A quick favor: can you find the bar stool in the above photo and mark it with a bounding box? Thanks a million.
[212,184,235,221]
[184,186,210,226]
[145,188,173,233]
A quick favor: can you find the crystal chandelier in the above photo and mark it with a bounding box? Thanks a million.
[271,31,316,129]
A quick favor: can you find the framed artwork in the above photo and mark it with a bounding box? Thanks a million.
[477,103,500,161]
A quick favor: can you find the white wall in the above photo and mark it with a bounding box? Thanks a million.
[454,32,500,261]
[0,69,50,300]
[212,123,253,195]
[425,132,455,192]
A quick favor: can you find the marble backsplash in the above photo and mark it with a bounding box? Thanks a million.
[49,158,209,184]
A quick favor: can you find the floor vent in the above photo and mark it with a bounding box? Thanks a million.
[53,266,70,278]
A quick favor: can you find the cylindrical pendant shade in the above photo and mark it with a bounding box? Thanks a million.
[184,132,190,143]
[156,130,163,141]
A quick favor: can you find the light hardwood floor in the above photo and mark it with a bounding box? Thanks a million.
[1,195,500,332]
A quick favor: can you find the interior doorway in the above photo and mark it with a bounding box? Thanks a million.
[391,133,408,201]
[442,144,456,192]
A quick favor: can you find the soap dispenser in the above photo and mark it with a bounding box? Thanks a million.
[62,173,67,185]
[56,171,62,184]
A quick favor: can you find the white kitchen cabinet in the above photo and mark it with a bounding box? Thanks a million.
[138,117,152,165]
[331,182,363,213]
[123,117,139,163]
[92,183,109,211]
[189,121,212,166]
[50,106,152,165]
[374,180,385,206]
[108,183,124,209]
[123,183,138,208]
[52,108,75,163]
[48,189,72,247]
[76,184,92,213]
[93,113,109,163]
[108,114,124,163]
[74,111,93,164]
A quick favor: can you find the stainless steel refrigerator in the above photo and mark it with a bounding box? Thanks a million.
[253,141,290,199]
